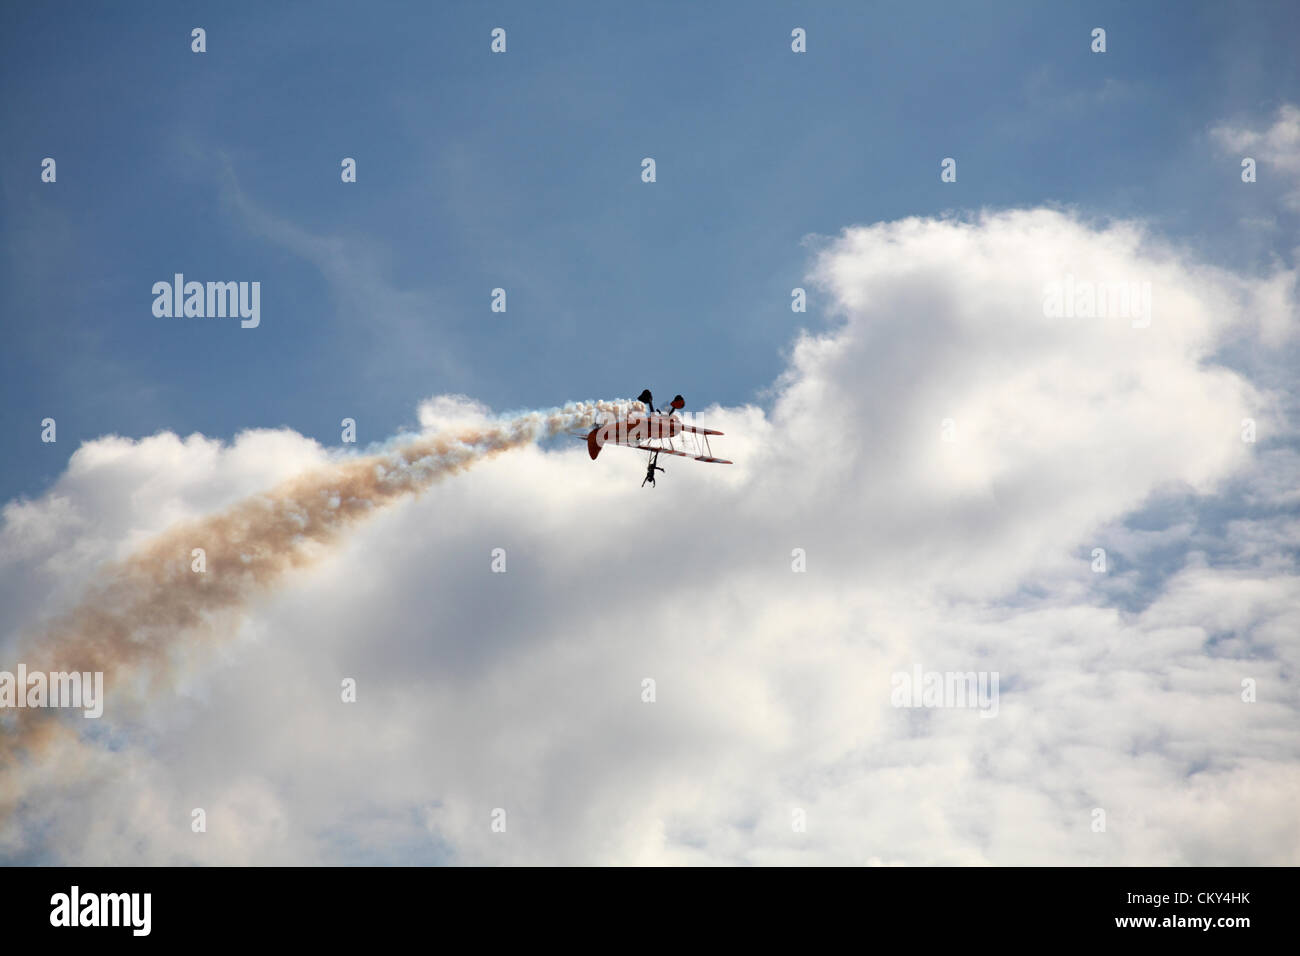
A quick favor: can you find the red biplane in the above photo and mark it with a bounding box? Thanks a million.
[582,390,731,487]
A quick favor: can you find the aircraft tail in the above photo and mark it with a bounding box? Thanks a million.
[587,426,603,460]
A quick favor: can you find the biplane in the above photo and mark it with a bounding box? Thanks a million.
[581,390,732,487]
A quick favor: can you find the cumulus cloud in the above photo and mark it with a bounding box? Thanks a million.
[1212,103,1300,209]
[2,209,1297,865]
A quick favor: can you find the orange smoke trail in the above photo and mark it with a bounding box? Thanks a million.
[0,400,630,823]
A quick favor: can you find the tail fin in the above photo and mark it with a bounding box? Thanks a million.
[587,426,603,460]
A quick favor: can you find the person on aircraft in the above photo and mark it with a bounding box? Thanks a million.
[642,451,665,488]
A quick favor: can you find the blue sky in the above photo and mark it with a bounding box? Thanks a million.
[3,0,1297,502]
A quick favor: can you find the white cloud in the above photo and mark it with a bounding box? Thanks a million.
[3,209,1297,865]
[1212,104,1300,174]
[1212,103,1300,210]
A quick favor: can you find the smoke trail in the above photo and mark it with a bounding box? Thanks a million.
[0,399,629,820]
